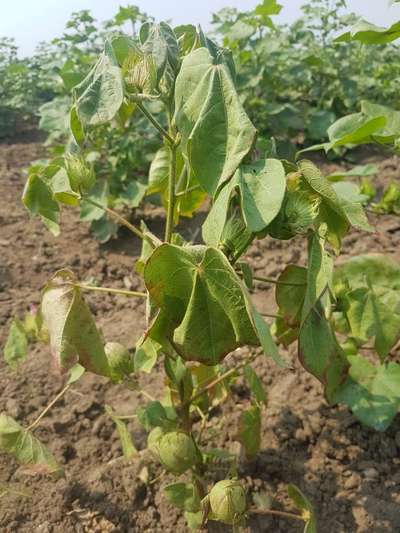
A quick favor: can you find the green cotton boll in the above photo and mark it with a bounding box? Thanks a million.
[219,209,253,261]
[105,342,134,383]
[285,191,320,235]
[209,479,247,525]
[147,426,165,457]
[65,154,95,193]
[158,431,198,474]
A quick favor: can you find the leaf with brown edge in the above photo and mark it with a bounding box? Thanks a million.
[41,269,111,377]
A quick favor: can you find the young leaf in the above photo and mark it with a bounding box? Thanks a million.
[174,47,256,196]
[144,244,259,365]
[237,404,261,459]
[74,40,123,126]
[164,482,201,512]
[105,405,137,460]
[4,320,28,369]
[137,401,175,431]
[41,269,110,377]
[0,414,62,477]
[141,22,179,83]
[334,356,400,431]
[287,484,317,533]
[134,337,159,373]
[243,365,267,406]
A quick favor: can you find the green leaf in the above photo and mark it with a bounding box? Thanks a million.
[134,337,159,373]
[22,174,60,236]
[287,484,317,533]
[299,159,372,233]
[137,401,175,431]
[144,244,258,365]
[105,405,137,460]
[184,510,204,531]
[243,365,267,405]
[237,404,261,459]
[80,180,108,221]
[90,215,118,243]
[254,0,282,16]
[51,168,80,207]
[70,105,85,145]
[4,320,28,369]
[203,159,286,245]
[74,40,123,126]
[174,47,256,196]
[334,356,400,431]
[164,482,201,512]
[299,231,349,402]
[66,364,85,385]
[335,20,400,45]
[334,254,400,359]
[275,265,307,326]
[41,269,110,377]
[0,414,62,477]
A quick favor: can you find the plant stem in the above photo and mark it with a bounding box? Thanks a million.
[83,197,146,241]
[26,383,71,432]
[136,101,175,146]
[175,185,200,197]
[253,275,306,287]
[165,143,177,242]
[249,508,304,522]
[75,284,147,299]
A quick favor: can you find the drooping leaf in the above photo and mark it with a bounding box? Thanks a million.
[0,414,62,477]
[4,320,28,369]
[90,215,118,243]
[334,356,400,431]
[74,40,124,126]
[80,180,109,221]
[243,365,267,406]
[137,400,176,431]
[237,404,261,459]
[41,269,110,377]
[202,159,286,245]
[287,484,317,533]
[105,405,137,460]
[275,265,307,326]
[22,173,60,236]
[174,47,256,196]
[164,482,201,512]
[299,231,349,402]
[299,159,372,233]
[144,244,259,365]
[251,308,288,367]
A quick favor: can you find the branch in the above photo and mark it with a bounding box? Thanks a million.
[75,284,147,299]
[136,101,176,146]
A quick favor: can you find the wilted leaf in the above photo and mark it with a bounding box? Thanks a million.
[4,320,28,369]
[22,173,60,236]
[105,405,137,460]
[41,269,110,377]
[237,404,261,459]
[287,484,317,532]
[0,414,62,477]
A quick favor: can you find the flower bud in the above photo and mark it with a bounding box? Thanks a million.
[209,479,247,524]
[105,342,134,383]
[158,431,198,474]
[65,154,95,193]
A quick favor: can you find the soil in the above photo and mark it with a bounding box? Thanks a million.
[1,141,400,533]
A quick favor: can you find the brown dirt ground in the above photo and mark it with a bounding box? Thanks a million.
[1,141,400,533]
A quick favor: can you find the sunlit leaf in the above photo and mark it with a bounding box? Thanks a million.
[4,320,28,369]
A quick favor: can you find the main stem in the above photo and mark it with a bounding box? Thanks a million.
[165,143,177,242]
